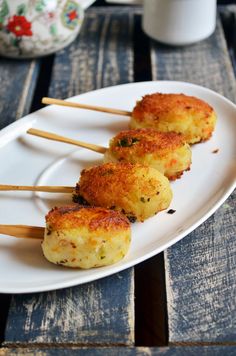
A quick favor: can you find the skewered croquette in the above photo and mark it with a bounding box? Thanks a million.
[130,93,217,144]
[42,205,131,269]
[104,128,191,180]
[74,162,173,222]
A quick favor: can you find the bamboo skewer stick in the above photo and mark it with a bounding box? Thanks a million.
[0,185,74,193]
[42,97,132,117]
[1,127,109,195]
[0,225,44,239]
[27,128,107,154]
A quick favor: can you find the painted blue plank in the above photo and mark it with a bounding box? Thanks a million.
[1,346,236,356]
[151,18,236,102]
[5,270,134,345]
[165,193,236,343]
[151,17,236,342]
[0,58,40,129]
[48,7,133,99]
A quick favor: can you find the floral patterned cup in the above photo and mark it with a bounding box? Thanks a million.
[0,0,96,58]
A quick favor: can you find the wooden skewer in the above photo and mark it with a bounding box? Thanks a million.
[0,225,44,239]
[0,185,74,193]
[27,128,107,154]
[42,97,132,117]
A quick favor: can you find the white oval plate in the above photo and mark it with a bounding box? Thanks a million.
[0,81,235,294]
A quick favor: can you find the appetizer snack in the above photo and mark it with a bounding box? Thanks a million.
[130,93,217,144]
[74,162,173,222]
[104,128,192,180]
[42,205,131,269]
[27,127,191,180]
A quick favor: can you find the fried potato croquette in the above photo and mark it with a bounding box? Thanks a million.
[42,205,131,269]
[104,128,191,180]
[130,93,217,144]
[74,162,173,222]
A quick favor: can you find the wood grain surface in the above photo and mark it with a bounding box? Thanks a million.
[1,346,236,355]
[0,49,40,347]
[151,18,236,343]
[0,59,39,129]
[48,8,134,99]
[4,272,134,345]
[151,18,236,101]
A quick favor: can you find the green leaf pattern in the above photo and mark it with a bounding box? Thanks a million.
[35,0,46,12]
[50,23,57,36]
[10,36,20,47]
[17,4,27,16]
[0,0,9,24]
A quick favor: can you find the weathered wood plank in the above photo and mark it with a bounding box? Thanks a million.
[219,5,236,75]
[48,7,134,98]
[1,346,236,356]
[4,7,135,346]
[0,55,40,345]
[0,59,40,129]
[165,193,236,343]
[151,17,236,343]
[152,17,236,101]
[4,271,134,345]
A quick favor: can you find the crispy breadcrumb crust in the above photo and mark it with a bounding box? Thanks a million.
[109,129,185,154]
[131,93,216,144]
[42,204,131,269]
[74,162,172,222]
[46,205,130,232]
[104,129,192,180]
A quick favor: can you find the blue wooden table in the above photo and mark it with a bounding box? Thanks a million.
[0,4,236,355]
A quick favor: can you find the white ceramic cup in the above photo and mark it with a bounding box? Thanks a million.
[143,0,216,45]
[106,0,217,46]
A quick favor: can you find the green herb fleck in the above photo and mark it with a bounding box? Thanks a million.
[47,227,52,236]
[100,256,106,260]
[140,197,145,203]
[101,169,114,176]
[118,137,140,147]
[127,215,137,223]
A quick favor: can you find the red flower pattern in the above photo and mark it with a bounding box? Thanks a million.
[7,15,32,37]
[68,10,77,21]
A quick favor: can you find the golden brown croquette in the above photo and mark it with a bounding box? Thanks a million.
[104,128,191,180]
[130,93,216,144]
[74,162,173,222]
[42,205,131,269]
